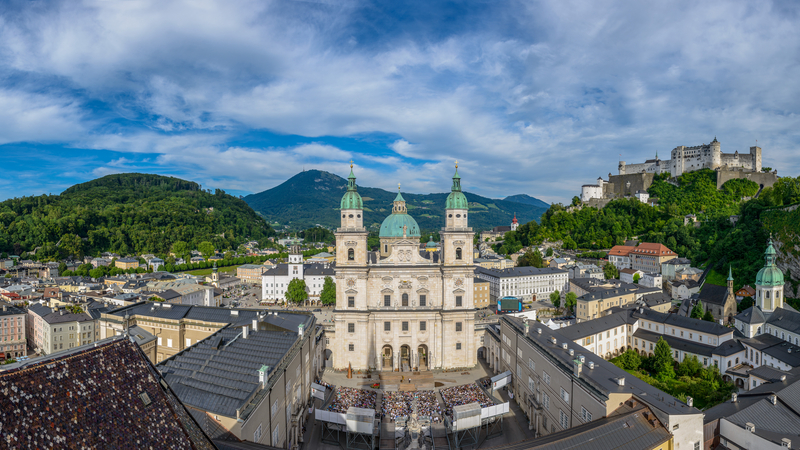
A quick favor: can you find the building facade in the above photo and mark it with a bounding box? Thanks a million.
[261,247,334,304]
[330,164,477,371]
[0,303,26,359]
[475,266,569,304]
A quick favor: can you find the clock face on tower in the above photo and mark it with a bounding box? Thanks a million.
[455,278,464,288]
[346,278,356,288]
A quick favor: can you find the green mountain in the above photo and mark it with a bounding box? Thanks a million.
[0,173,275,259]
[243,170,548,231]
[503,194,550,210]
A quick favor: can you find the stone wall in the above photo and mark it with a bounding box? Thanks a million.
[716,168,778,190]
[604,172,656,198]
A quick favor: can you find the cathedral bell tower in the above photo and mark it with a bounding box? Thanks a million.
[335,161,368,270]
[755,237,785,316]
[441,162,473,267]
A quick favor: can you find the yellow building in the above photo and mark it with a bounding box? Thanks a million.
[115,258,139,270]
[474,278,491,309]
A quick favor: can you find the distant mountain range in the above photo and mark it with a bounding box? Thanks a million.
[243,170,549,231]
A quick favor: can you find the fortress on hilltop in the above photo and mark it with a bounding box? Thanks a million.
[580,137,778,206]
[618,137,761,177]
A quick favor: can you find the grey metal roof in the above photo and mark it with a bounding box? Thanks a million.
[725,379,800,445]
[748,365,793,382]
[503,316,700,417]
[503,404,671,450]
[558,312,630,340]
[476,266,567,278]
[713,339,745,357]
[762,342,800,367]
[0,303,25,316]
[742,333,785,350]
[734,306,766,324]
[633,328,716,357]
[632,307,733,336]
[158,326,300,417]
[698,284,731,306]
[642,292,672,307]
[766,307,800,334]
[579,286,638,302]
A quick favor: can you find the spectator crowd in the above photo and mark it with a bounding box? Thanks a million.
[327,387,377,413]
[380,391,442,423]
[440,383,494,417]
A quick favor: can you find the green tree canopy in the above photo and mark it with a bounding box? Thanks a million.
[676,355,703,377]
[320,276,336,305]
[633,273,641,284]
[545,247,553,257]
[690,301,704,319]
[549,290,561,309]
[653,337,676,381]
[564,292,577,314]
[703,310,715,322]
[603,262,619,280]
[171,240,190,260]
[198,241,215,259]
[286,278,308,304]
[615,348,641,371]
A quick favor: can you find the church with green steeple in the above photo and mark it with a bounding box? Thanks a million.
[331,162,477,372]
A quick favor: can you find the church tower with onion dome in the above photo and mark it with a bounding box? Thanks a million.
[755,237,785,316]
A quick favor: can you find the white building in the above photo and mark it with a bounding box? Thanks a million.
[475,266,569,303]
[261,246,334,304]
[640,273,662,288]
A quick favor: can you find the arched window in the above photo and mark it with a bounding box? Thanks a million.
[456,247,462,260]
[727,361,731,368]
[348,248,354,261]
[735,357,739,364]
[402,293,408,307]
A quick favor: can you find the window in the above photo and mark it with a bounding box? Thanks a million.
[157,337,163,346]
[528,358,535,371]
[456,296,462,307]
[348,344,354,351]
[581,407,592,422]
[543,392,550,409]
[185,338,191,347]
[419,295,426,306]
[348,248,354,261]
[348,296,355,307]
[560,410,569,429]
[542,415,548,429]
[456,247,462,260]
[348,323,355,333]
[272,400,278,417]
[384,244,388,253]
[543,371,550,385]
[456,343,462,350]
[254,423,263,442]
[517,348,523,358]
[693,442,700,450]
[384,322,391,331]
[517,364,523,379]
[272,425,280,445]
[402,293,409,307]
[560,387,569,402]
[528,376,535,392]
[167,339,173,348]
[402,321,409,332]
[456,322,462,332]
[420,321,426,331]
[384,295,391,307]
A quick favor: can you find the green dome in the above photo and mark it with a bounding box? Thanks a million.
[340,166,363,210]
[445,165,468,209]
[426,236,438,248]
[756,239,784,287]
[379,212,421,238]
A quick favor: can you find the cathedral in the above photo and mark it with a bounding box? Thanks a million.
[330,163,477,371]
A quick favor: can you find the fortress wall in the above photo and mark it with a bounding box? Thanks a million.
[619,163,652,175]
[716,169,779,190]
[720,153,755,171]
[605,172,655,198]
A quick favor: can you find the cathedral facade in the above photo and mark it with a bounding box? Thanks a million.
[330,164,477,371]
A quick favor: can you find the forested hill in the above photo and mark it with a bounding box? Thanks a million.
[510,169,800,295]
[243,169,548,231]
[0,173,275,259]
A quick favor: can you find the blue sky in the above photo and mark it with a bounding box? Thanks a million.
[1,0,799,204]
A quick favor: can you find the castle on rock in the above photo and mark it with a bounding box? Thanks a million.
[329,163,477,371]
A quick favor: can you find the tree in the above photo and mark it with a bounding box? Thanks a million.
[738,296,754,313]
[517,249,544,268]
[652,337,675,381]
[59,233,84,260]
[603,262,619,280]
[320,276,336,305]
[565,292,577,314]
[676,355,702,377]
[89,267,105,279]
[690,301,704,319]
[615,348,641,371]
[198,241,215,260]
[550,290,561,309]
[285,278,308,305]
[172,241,190,260]
[703,310,715,322]
[571,196,581,206]
[633,273,641,284]
[545,247,553,257]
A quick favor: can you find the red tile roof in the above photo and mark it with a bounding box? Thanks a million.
[608,245,636,256]
[630,243,677,256]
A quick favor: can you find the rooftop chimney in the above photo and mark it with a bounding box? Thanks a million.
[587,361,595,369]
[562,342,568,350]
[731,392,738,403]
[686,396,693,407]
[243,325,249,339]
[252,319,258,332]
[569,348,574,356]
[573,359,582,377]
[537,328,542,334]
[745,422,755,433]
[524,320,529,334]
[782,438,791,448]
[551,337,557,345]
[770,394,777,405]
[578,355,585,363]
[298,323,304,337]
[258,365,270,388]
[616,377,625,386]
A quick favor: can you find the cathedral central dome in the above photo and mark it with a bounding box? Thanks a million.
[379,190,421,238]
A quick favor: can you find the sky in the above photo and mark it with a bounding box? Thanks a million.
[1,0,799,204]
